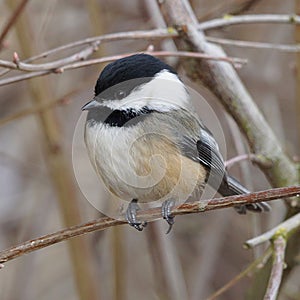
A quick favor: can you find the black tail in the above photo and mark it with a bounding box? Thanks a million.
[218,175,271,214]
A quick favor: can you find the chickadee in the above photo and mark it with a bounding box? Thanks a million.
[82,54,270,232]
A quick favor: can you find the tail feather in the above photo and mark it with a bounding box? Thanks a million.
[218,175,271,214]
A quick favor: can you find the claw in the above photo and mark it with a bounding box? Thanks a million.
[126,199,147,231]
[162,199,175,234]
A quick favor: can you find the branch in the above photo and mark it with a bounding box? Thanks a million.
[1,14,300,85]
[9,14,299,61]
[0,28,175,83]
[206,36,300,53]
[263,236,287,300]
[59,50,247,70]
[0,50,246,71]
[225,154,256,169]
[0,70,49,86]
[12,42,99,71]
[244,212,300,248]
[13,28,175,63]
[0,186,299,266]
[0,50,246,86]
[198,14,300,31]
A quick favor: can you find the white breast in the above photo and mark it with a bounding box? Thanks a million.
[84,120,206,204]
[84,122,159,200]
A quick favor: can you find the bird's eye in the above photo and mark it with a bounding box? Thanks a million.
[115,90,127,99]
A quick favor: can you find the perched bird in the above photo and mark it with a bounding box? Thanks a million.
[82,54,270,232]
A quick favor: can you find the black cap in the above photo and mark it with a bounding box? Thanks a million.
[94,54,177,97]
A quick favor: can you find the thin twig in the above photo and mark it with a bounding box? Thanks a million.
[244,212,300,248]
[206,36,300,53]
[0,70,50,86]
[61,50,246,71]
[0,69,11,78]
[0,50,246,71]
[0,28,175,81]
[1,14,299,81]
[0,59,18,69]
[0,0,30,50]
[21,29,176,63]
[1,14,299,75]
[3,14,297,60]
[225,154,254,169]
[0,50,246,86]
[5,14,298,61]
[198,14,300,31]
[263,236,287,300]
[0,186,299,265]
[206,247,272,300]
[13,42,99,71]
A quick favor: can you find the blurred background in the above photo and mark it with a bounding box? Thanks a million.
[0,0,299,299]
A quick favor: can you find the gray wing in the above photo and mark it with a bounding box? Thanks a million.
[179,123,227,191]
[168,111,270,212]
[196,126,226,179]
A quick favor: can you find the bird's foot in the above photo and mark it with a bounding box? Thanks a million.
[162,199,175,234]
[126,199,147,231]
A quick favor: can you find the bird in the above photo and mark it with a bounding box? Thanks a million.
[82,53,270,233]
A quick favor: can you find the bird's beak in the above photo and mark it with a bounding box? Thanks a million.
[81,99,102,111]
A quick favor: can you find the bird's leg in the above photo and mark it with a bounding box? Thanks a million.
[162,199,175,234]
[126,199,147,231]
